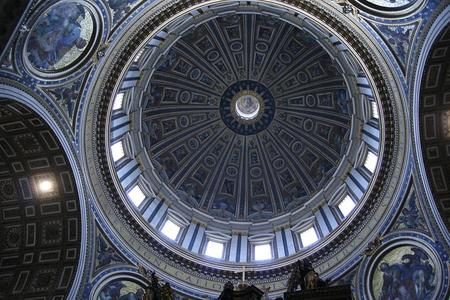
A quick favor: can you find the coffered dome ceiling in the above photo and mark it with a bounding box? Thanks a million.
[100,0,386,261]
[0,101,81,298]
[141,14,353,222]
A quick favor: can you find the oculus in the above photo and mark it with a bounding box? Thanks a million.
[234,93,261,121]
[220,80,275,135]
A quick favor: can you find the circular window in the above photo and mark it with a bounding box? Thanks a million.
[235,93,261,120]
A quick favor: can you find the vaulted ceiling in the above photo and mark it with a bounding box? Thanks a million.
[420,24,450,231]
[0,101,81,299]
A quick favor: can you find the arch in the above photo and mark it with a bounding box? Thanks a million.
[412,6,450,242]
[0,82,88,299]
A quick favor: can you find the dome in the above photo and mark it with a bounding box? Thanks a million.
[81,0,406,297]
[105,1,381,263]
[139,13,354,223]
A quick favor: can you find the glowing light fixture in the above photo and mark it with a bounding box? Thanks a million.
[38,180,54,193]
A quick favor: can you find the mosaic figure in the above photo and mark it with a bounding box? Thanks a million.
[27,2,93,71]
[98,280,145,300]
[373,247,436,300]
[96,234,123,267]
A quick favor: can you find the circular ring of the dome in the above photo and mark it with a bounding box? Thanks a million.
[349,0,426,17]
[81,0,407,296]
[121,10,363,232]
[220,80,274,134]
[125,9,365,229]
[0,82,90,299]
[20,0,102,79]
[90,0,386,272]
